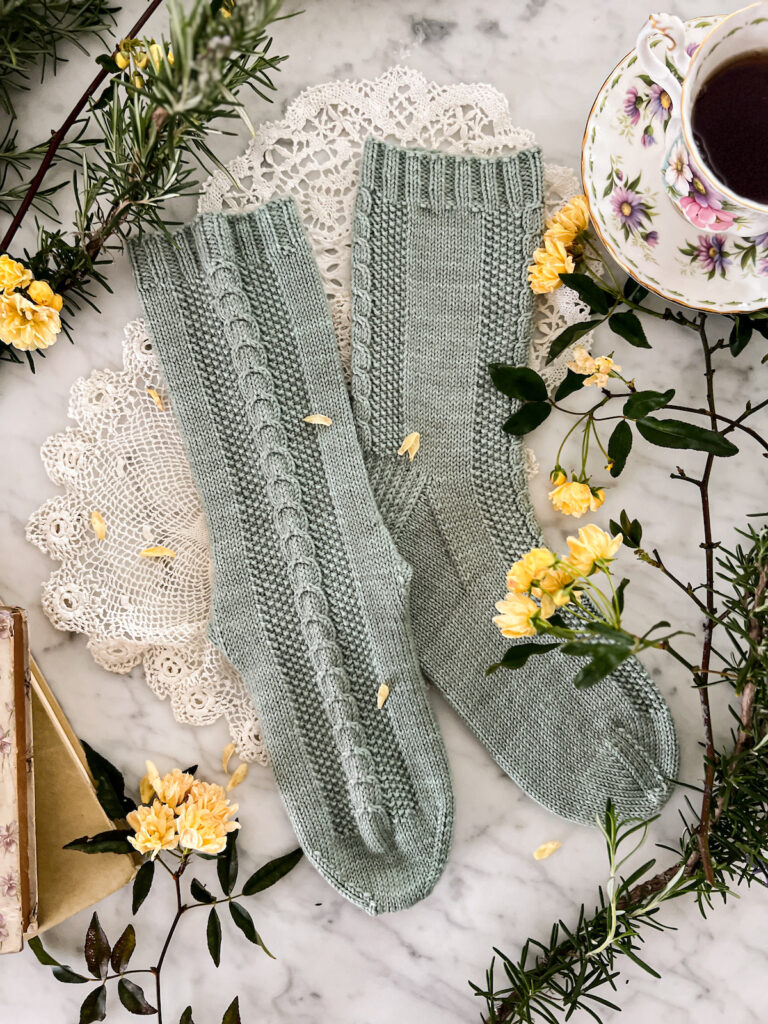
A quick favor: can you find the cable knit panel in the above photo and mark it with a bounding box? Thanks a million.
[129,200,454,914]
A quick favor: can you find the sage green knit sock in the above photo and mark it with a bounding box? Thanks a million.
[350,139,678,824]
[130,200,454,913]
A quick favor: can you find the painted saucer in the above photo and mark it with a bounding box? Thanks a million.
[582,16,768,313]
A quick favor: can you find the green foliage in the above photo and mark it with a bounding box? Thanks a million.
[635,416,739,456]
[0,0,119,117]
[608,309,650,348]
[64,828,135,854]
[547,318,603,364]
[502,402,551,436]
[609,509,642,549]
[622,388,674,420]
[606,420,632,477]
[489,364,548,403]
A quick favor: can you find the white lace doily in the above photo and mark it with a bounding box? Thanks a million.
[27,67,590,761]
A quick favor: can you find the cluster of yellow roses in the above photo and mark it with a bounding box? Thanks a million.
[494,525,623,639]
[0,254,63,352]
[548,471,605,519]
[127,761,241,859]
[528,194,590,295]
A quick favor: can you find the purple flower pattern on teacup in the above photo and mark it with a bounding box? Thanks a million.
[649,83,673,123]
[641,126,656,147]
[680,234,730,279]
[611,186,645,231]
[0,872,16,898]
[0,821,17,854]
[644,231,659,247]
[623,86,642,125]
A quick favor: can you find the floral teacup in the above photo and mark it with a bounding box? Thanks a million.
[636,3,768,236]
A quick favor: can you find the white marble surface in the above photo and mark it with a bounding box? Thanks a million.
[1,1,767,1021]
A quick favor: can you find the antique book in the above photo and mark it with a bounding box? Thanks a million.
[0,606,136,953]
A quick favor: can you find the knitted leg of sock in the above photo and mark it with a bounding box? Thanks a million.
[350,139,678,825]
[130,199,454,913]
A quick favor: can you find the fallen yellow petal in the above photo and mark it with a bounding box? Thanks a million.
[397,431,420,461]
[226,763,248,791]
[377,683,390,709]
[139,545,176,558]
[303,414,332,426]
[533,840,562,861]
[222,741,236,774]
[91,510,107,540]
[139,773,155,805]
[146,387,165,411]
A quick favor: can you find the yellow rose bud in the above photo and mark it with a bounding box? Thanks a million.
[548,478,594,518]
[115,51,130,70]
[135,50,149,69]
[167,48,174,65]
[132,72,145,89]
[550,469,566,486]
[28,279,63,311]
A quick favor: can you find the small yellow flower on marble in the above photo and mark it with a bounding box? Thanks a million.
[303,414,332,426]
[377,683,390,709]
[222,741,236,774]
[139,545,176,558]
[397,431,420,461]
[126,800,179,858]
[226,763,248,791]
[533,840,562,861]
[0,254,32,293]
[146,387,165,411]
[90,510,107,540]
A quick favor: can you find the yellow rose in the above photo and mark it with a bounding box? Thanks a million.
[583,355,621,388]
[528,236,575,295]
[506,547,556,593]
[552,194,590,236]
[493,592,539,638]
[28,279,63,312]
[533,566,574,606]
[144,761,194,809]
[0,254,32,294]
[545,219,577,247]
[126,800,178,858]
[0,291,60,350]
[548,478,595,518]
[187,780,239,826]
[175,801,240,855]
[566,524,623,576]
[115,51,130,70]
[567,345,597,377]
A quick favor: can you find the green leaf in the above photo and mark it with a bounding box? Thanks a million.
[95,54,120,74]
[28,935,59,966]
[623,389,675,419]
[553,369,585,402]
[559,272,613,315]
[229,901,258,943]
[191,878,216,904]
[488,364,548,403]
[118,979,157,1015]
[546,319,604,364]
[132,859,154,914]
[607,420,632,477]
[608,310,651,348]
[560,642,631,688]
[110,925,136,974]
[609,510,643,549]
[222,997,241,1024]
[622,277,648,303]
[615,577,630,615]
[79,984,107,1024]
[217,829,239,895]
[65,829,134,855]
[729,314,753,356]
[207,908,222,968]
[241,848,304,896]
[84,913,110,979]
[502,402,551,436]
[636,417,739,456]
[80,741,136,817]
[486,642,560,676]
[53,966,90,984]
[179,1009,195,1024]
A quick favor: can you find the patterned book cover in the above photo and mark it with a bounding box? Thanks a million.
[0,609,37,953]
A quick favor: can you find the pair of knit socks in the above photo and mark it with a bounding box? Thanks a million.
[130,139,678,914]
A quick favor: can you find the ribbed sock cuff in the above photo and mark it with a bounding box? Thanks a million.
[359,137,543,213]
[129,198,306,297]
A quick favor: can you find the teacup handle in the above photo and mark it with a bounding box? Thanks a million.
[636,13,692,112]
